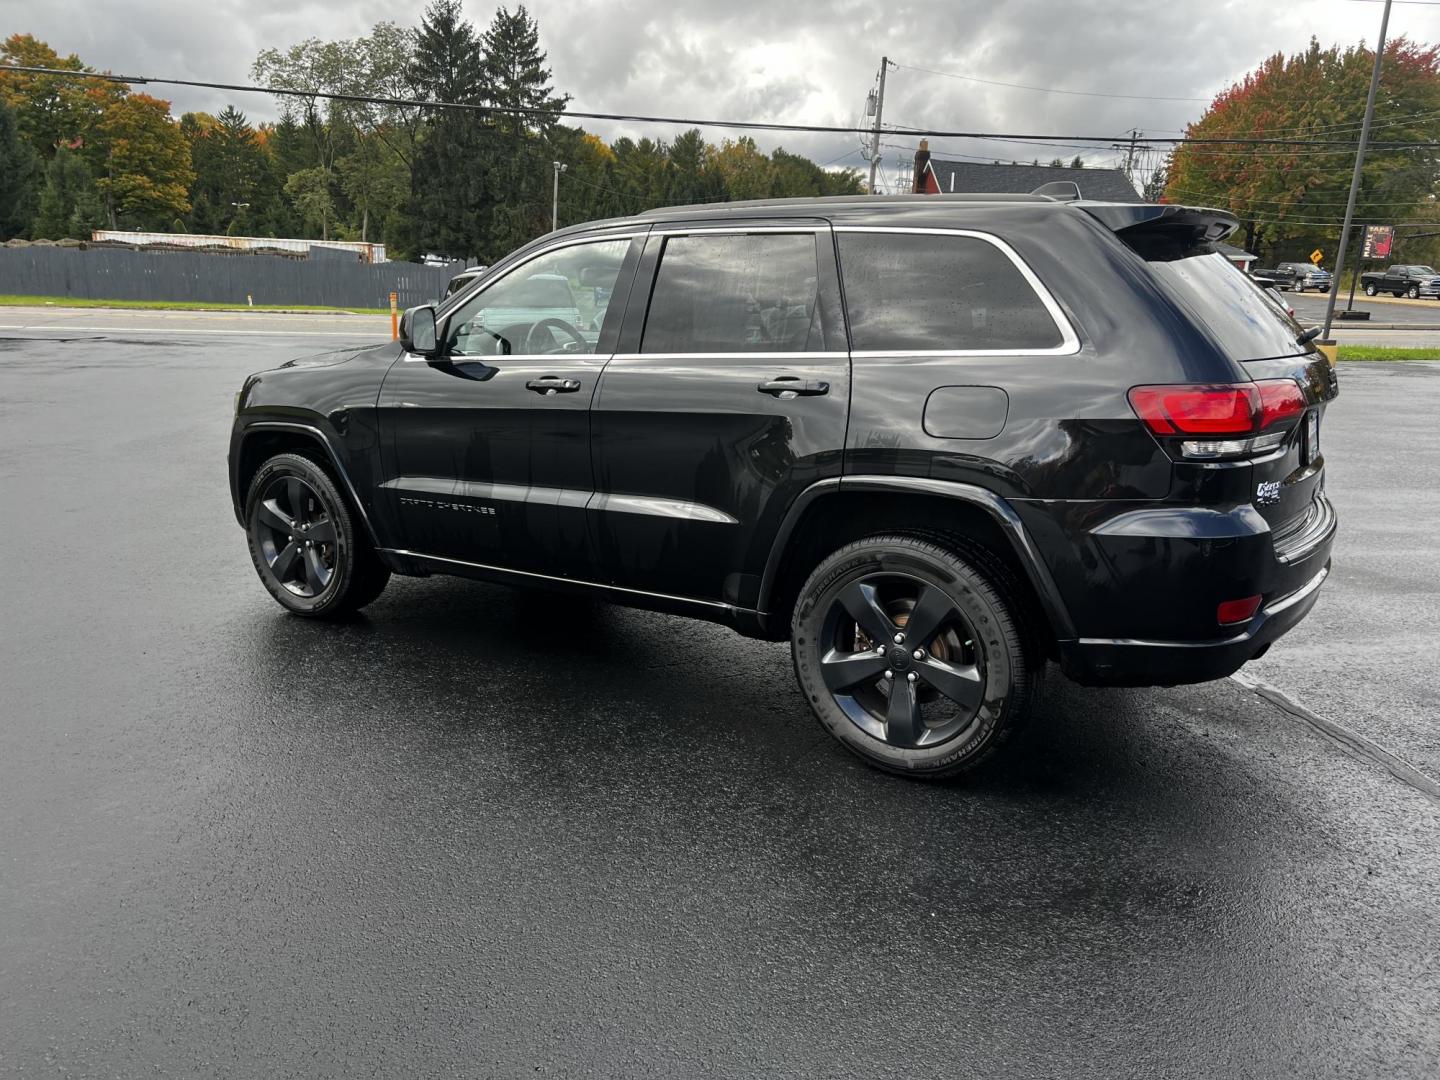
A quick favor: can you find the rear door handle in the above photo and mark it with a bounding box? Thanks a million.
[757,376,829,398]
[526,376,582,395]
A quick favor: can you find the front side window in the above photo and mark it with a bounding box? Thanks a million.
[446,238,633,357]
[838,232,1067,353]
[641,232,823,353]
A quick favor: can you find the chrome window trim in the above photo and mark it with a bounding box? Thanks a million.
[833,225,1082,357]
[647,225,830,236]
[411,231,645,362]
[608,351,846,361]
[379,548,744,613]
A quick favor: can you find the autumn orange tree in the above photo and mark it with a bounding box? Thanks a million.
[1166,37,1440,262]
[90,93,195,228]
[0,34,124,154]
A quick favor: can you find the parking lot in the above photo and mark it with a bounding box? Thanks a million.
[2,307,1438,1078]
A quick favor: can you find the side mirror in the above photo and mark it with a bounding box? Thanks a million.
[1255,279,1276,291]
[399,305,439,356]
[578,266,615,288]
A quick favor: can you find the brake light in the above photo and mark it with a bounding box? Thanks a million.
[1256,380,1305,428]
[1128,380,1307,459]
[1128,385,1259,435]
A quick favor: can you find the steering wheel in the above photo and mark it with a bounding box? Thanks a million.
[523,318,589,355]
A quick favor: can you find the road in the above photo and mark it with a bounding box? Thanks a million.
[2,309,1438,1078]
[1290,293,1440,349]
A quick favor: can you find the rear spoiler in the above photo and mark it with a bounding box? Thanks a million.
[1074,202,1239,244]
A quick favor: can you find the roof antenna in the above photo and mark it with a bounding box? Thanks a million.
[1031,180,1082,202]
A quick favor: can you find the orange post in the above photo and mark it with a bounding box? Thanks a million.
[390,291,399,340]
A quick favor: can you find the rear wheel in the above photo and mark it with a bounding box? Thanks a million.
[244,452,390,618]
[791,535,1040,779]
[1365,283,1377,296]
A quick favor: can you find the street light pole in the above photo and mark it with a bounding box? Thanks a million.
[1322,0,1392,343]
[551,161,567,232]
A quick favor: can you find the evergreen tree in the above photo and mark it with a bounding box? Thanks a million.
[0,95,40,239]
[481,5,570,253]
[34,145,102,239]
[398,0,491,260]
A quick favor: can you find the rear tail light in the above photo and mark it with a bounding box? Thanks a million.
[1217,595,1263,625]
[1128,380,1306,460]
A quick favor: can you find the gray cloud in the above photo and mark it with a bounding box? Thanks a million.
[2,0,1432,183]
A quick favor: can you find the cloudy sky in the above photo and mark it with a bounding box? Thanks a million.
[4,0,1438,187]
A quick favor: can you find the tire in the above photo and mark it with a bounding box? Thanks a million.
[1409,285,1421,300]
[790,535,1041,779]
[1365,283,1377,296]
[1293,282,1304,294]
[244,452,390,618]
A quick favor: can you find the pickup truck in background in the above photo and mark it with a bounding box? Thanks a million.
[1277,262,1332,293]
[1360,264,1440,299]
[1250,266,1297,289]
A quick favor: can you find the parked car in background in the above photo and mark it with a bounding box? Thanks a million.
[443,265,488,299]
[1361,264,1440,299]
[1277,262,1331,293]
[1250,266,1297,289]
[1254,279,1296,319]
[229,194,1337,779]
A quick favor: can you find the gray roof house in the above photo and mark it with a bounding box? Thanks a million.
[911,143,1143,203]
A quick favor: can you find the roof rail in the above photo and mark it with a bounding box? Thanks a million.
[1030,180,1082,202]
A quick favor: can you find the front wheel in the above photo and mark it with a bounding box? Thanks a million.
[1293,282,1304,294]
[244,452,390,618]
[1409,285,1421,299]
[791,535,1041,779]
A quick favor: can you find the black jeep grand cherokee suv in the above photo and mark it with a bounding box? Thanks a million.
[229,194,1337,778]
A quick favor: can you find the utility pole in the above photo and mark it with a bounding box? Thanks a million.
[867,57,893,195]
[1323,0,1392,344]
[1123,129,1141,188]
[551,161,567,232]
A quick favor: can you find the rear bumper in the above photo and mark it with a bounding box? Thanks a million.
[1058,561,1330,686]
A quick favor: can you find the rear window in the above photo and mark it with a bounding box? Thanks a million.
[1133,241,1308,360]
[506,277,575,308]
[837,232,1066,353]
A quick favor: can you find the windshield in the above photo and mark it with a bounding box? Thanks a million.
[1132,242,1310,360]
[1413,266,1437,275]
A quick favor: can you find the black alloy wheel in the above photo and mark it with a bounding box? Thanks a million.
[818,574,985,750]
[792,535,1040,778]
[254,474,337,598]
[244,452,390,618]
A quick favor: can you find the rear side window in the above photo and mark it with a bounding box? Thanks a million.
[1133,239,1308,360]
[838,232,1066,353]
[642,233,823,353]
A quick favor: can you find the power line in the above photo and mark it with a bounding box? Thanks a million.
[7,63,1440,150]
[891,61,1210,102]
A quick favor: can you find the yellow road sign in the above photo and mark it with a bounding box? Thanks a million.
[1310,249,1325,265]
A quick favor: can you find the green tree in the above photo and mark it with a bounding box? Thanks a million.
[398,0,492,260]
[481,5,570,253]
[33,144,102,238]
[185,106,272,234]
[90,93,195,228]
[338,134,405,241]
[284,166,335,238]
[0,94,40,238]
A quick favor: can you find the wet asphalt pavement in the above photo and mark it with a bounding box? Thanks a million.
[2,310,1438,1078]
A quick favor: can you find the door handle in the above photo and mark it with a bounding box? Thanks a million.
[526,376,582,395]
[757,376,829,398]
